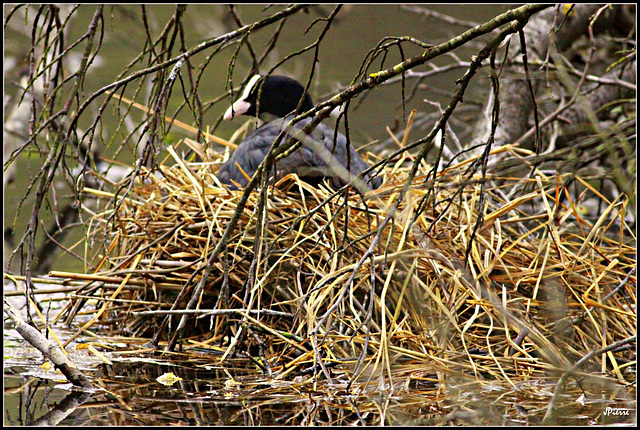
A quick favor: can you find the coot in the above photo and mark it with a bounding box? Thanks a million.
[217,75,382,192]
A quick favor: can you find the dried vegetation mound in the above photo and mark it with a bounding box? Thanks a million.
[65,142,635,383]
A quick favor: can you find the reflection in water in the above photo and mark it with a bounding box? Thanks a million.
[4,354,636,426]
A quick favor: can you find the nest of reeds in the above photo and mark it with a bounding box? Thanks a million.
[64,134,636,385]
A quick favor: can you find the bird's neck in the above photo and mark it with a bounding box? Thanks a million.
[258,111,281,123]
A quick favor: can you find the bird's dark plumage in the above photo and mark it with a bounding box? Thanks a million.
[218,75,382,192]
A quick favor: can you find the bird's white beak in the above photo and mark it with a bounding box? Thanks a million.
[223,100,251,120]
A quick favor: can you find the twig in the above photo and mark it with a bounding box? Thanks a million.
[4,298,94,389]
